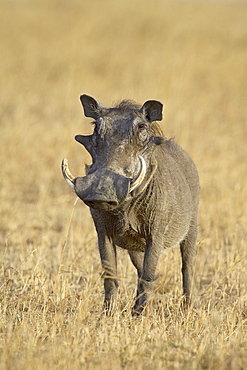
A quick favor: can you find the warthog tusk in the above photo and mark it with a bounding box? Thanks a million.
[129,156,146,193]
[61,158,75,189]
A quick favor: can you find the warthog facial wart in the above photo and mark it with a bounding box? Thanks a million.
[62,94,200,315]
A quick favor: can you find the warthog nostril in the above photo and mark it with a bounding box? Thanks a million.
[107,201,118,206]
[84,200,95,207]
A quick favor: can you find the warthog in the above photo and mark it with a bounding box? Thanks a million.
[62,94,200,315]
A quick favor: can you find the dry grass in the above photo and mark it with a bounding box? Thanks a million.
[0,0,247,368]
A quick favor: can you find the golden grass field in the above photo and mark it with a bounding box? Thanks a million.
[0,0,247,368]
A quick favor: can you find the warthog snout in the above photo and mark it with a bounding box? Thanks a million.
[71,168,132,210]
[62,155,147,211]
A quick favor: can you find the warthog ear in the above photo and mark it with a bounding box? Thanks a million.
[80,94,106,120]
[140,100,163,122]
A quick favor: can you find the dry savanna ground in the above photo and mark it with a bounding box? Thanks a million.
[0,0,247,369]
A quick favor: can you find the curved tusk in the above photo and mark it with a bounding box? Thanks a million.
[129,155,146,193]
[61,158,75,189]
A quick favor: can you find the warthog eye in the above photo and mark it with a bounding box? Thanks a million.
[136,122,148,143]
[137,123,146,130]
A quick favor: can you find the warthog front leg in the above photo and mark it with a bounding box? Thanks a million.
[96,234,118,313]
[128,250,143,278]
[92,212,118,313]
[130,241,160,316]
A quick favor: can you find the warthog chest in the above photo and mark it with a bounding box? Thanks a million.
[105,206,147,251]
[114,227,146,252]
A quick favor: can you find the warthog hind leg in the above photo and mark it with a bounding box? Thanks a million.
[129,241,159,316]
[180,219,198,305]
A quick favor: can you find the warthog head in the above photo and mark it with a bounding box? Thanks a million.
[62,94,164,211]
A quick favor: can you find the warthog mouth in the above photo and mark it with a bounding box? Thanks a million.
[61,155,147,196]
